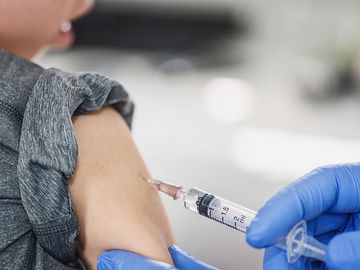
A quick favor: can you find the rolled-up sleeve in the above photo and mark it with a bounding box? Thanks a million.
[17,68,134,263]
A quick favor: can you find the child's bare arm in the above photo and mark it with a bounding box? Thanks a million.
[69,106,174,269]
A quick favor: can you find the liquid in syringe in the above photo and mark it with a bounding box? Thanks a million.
[147,178,327,264]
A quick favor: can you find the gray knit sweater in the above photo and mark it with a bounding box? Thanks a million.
[0,49,134,269]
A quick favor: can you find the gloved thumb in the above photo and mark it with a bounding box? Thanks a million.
[326,231,360,270]
[168,245,218,270]
[97,250,177,270]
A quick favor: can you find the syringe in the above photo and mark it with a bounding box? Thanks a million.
[148,178,327,264]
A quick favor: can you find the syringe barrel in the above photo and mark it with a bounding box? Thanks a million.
[183,188,257,233]
[181,187,327,265]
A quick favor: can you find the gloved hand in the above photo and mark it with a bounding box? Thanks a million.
[97,245,218,270]
[246,163,360,270]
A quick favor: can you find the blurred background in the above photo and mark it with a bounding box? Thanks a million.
[36,0,360,268]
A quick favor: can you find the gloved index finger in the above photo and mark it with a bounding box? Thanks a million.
[246,164,360,249]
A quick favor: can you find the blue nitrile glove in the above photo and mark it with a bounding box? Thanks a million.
[97,245,218,270]
[246,163,360,270]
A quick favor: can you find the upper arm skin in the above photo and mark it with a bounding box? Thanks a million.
[69,106,174,269]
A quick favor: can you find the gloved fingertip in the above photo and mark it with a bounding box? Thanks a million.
[168,245,181,253]
[98,250,177,270]
[168,244,195,266]
[326,232,360,270]
[263,247,289,270]
[326,236,344,270]
[168,245,219,270]
[246,232,264,249]
[246,218,268,248]
[168,245,186,256]
[97,256,114,270]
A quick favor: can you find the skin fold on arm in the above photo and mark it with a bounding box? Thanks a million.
[69,106,175,269]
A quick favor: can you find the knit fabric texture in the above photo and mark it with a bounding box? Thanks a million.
[0,49,134,269]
